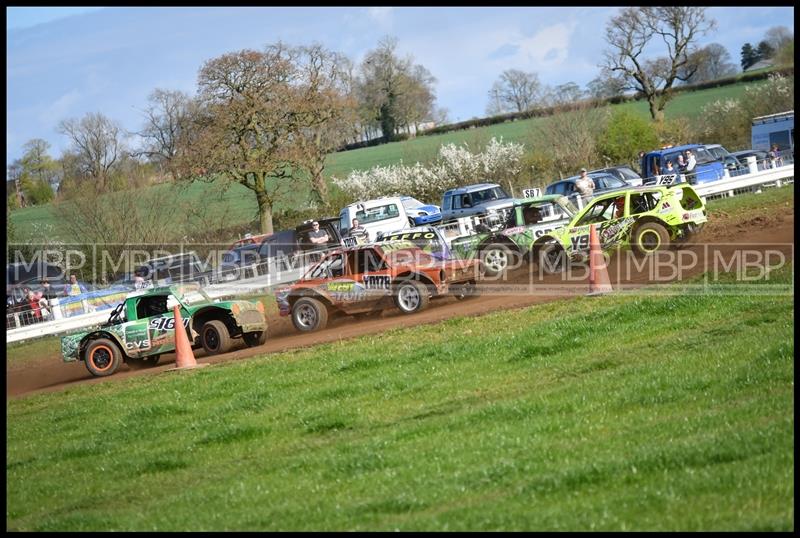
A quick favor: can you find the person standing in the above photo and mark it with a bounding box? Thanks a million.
[574,168,595,204]
[684,150,697,184]
[348,218,368,243]
[308,221,330,245]
[67,274,87,296]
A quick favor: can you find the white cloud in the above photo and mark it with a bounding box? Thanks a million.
[505,22,577,69]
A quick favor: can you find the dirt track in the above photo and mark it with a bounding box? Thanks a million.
[7,211,794,399]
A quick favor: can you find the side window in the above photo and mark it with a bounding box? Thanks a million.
[631,192,662,214]
[137,295,169,319]
[452,195,461,210]
[461,194,472,208]
[576,197,620,226]
[443,194,452,211]
[352,248,387,274]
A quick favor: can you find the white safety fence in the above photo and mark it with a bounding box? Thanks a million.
[6,255,315,345]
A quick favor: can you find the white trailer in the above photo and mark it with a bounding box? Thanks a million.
[752,110,794,152]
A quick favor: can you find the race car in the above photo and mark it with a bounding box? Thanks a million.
[61,284,268,377]
[532,183,708,272]
[449,195,577,276]
[275,244,481,332]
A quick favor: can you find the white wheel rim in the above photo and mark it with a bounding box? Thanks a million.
[399,284,420,311]
[296,303,317,328]
[484,249,508,273]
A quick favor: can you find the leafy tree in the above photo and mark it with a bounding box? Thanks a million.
[597,109,659,168]
[133,89,194,178]
[756,40,775,61]
[774,39,794,66]
[586,75,626,99]
[740,43,759,70]
[602,6,716,122]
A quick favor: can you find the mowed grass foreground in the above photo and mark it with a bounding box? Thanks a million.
[7,265,794,531]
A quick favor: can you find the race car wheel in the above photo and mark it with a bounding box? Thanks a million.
[243,330,267,347]
[632,222,670,256]
[201,320,232,355]
[126,354,161,369]
[408,217,417,227]
[292,297,329,332]
[538,243,567,274]
[84,338,122,377]
[394,280,430,314]
[480,244,516,277]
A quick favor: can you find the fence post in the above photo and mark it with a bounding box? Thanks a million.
[51,298,63,320]
[746,156,758,175]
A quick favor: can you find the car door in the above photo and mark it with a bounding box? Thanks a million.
[138,294,188,356]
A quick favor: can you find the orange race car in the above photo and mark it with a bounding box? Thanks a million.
[275,243,481,332]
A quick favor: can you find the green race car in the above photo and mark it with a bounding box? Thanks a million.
[532,184,708,272]
[61,284,268,377]
[449,195,577,276]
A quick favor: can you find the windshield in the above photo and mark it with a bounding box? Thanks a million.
[402,197,426,209]
[693,147,716,164]
[356,203,401,224]
[473,186,510,203]
[555,196,578,217]
[180,288,213,305]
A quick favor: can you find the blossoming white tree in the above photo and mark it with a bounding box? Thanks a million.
[333,137,525,203]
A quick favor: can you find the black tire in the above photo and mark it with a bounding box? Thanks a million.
[632,222,671,256]
[83,338,122,377]
[126,354,161,369]
[243,330,267,347]
[538,242,567,274]
[292,297,329,332]
[393,280,430,314]
[408,217,417,228]
[201,320,232,355]
[480,243,518,277]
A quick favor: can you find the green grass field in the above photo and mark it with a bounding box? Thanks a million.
[6,260,794,531]
[8,78,770,242]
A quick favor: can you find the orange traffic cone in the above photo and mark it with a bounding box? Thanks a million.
[168,304,208,371]
[587,224,613,296]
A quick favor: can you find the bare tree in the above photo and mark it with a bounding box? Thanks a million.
[292,43,358,205]
[551,82,585,106]
[357,36,436,141]
[681,43,737,83]
[133,88,194,178]
[586,74,627,99]
[486,69,541,114]
[602,6,716,121]
[58,112,126,190]
[765,26,793,51]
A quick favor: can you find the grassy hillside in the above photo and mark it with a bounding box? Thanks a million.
[6,262,794,530]
[8,78,769,242]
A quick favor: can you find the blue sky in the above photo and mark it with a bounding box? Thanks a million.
[6,6,794,166]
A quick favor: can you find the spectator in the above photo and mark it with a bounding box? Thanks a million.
[768,144,783,168]
[308,221,330,245]
[26,287,43,322]
[133,270,146,290]
[676,154,686,172]
[348,218,368,243]
[638,151,646,178]
[575,168,595,204]
[67,274,87,296]
[40,279,57,301]
[684,150,697,184]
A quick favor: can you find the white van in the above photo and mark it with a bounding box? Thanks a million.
[339,197,411,243]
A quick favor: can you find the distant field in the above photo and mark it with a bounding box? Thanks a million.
[6,261,793,531]
[8,78,770,242]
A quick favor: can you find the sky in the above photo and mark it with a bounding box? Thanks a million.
[6,6,795,167]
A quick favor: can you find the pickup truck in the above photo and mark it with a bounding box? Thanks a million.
[61,284,268,377]
[275,244,481,332]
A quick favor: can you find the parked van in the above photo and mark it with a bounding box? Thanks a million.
[752,110,793,153]
[339,197,411,243]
